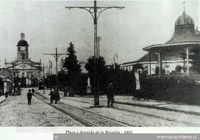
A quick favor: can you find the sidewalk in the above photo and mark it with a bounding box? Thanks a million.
[114,96,200,116]
[42,88,200,116]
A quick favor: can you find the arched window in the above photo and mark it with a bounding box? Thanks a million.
[22,53,25,59]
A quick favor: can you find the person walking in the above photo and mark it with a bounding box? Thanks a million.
[17,86,21,95]
[32,88,35,96]
[54,88,60,104]
[0,89,2,96]
[27,89,32,105]
[106,83,114,108]
[64,86,69,97]
[48,89,54,104]
[5,91,8,99]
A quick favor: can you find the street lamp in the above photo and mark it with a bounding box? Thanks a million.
[113,53,118,69]
[43,63,45,94]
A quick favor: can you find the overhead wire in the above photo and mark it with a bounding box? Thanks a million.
[97,1,118,7]
[79,1,93,7]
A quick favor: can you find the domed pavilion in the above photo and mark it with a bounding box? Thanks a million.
[143,10,200,77]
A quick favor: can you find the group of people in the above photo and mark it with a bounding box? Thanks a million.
[27,88,61,105]
[27,88,35,105]
[25,83,114,107]
[51,83,115,107]
[49,88,60,104]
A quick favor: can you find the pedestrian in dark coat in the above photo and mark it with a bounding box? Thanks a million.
[54,88,60,104]
[17,86,21,95]
[48,89,54,104]
[5,91,8,99]
[64,86,69,97]
[0,90,2,96]
[27,89,32,105]
[32,88,35,96]
[106,83,114,108]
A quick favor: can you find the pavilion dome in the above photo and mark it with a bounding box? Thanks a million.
[165,11,200,44]
[175,12,194,27]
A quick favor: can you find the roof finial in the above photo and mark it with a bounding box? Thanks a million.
[21,32,25,40]
[183,1,186,14]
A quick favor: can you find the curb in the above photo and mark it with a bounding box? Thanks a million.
[115,101,200,116]
[0,98,6,105]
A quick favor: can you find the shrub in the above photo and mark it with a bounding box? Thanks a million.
[140,75,200,105]
[175,65,182,73]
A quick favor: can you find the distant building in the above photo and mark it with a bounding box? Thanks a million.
[5,33,42,87]
[121,53,158,74]
[0,68,13,93]
[122,9,200,76]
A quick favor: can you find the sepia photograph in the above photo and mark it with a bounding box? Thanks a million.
[0,0,200,139]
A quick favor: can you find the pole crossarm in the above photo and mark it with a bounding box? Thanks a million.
[43,53,67,60]
[66,6,124,20]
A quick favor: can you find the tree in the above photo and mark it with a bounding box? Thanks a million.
[85,56,107,92]
[106,67,136,95]
[63,42,81,74]
[175,65,182,73]
[62,42,81,89]
[110,63,121,70]
[132,63,144,72]
[57,70,68,88]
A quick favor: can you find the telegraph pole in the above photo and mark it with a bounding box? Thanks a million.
[43,63,45,94]
[66,0,124,106]
[43,48,67,86]
[12,62,15,92]
[113,53,118,69]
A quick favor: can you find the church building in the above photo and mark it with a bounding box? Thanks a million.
[5,33,42,87]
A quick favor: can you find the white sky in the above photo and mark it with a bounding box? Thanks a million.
[0,0,200,72]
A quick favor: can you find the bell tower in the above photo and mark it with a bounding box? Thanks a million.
[16,33,29,62]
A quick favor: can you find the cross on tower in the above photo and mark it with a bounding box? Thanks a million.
[183,1,186,13]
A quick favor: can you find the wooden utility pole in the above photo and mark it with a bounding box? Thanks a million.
[43,48,67,86]
[66,0,124,106]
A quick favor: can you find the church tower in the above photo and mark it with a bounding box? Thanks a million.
[17,33,29,62]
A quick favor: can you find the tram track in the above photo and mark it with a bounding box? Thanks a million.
[34,93,94,126]
[60,97,200,127]
[35,91,134,127]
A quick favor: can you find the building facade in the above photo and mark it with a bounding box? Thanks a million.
[5,33,42,87]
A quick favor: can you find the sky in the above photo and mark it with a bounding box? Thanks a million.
[0,0,200,73]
